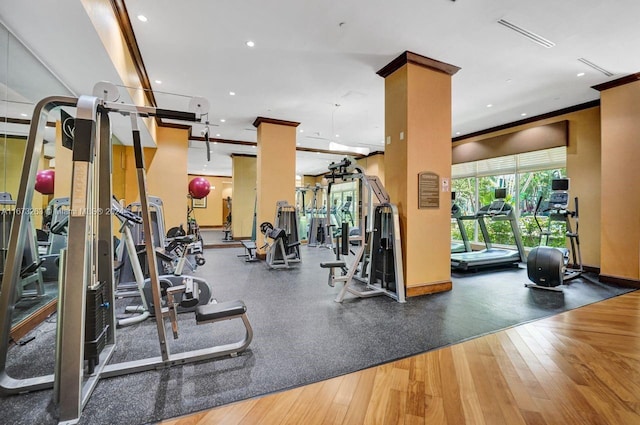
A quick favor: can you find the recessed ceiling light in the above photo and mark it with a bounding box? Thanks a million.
[296,143,301,146]
[215,133,221,137]
[220,119,226,123]
[252,145,256,148]
[299,129,304,133]
[137,15,148,22]
[456,132,461,135]
[316,152,320,155]
[577,72,585,77]
[203,164,207,168]
[20,113,28,117]
[213,142,218,145]
[335,134,340,138]
[521,113,527,117]
[155,80,162,84]
[487,104,493,108]
[229,91,235,96]
[246,40,255,47]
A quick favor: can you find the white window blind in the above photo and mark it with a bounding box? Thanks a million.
[516,147,566,172]
[451,162,476,178]
[452,147,565,178]
[476,155,516,177]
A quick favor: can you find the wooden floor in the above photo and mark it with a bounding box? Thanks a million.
[163,290,640,425]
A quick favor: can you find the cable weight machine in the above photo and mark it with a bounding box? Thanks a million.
[320,158,406,303]
[0,86,253,424]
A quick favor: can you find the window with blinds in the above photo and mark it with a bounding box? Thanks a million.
[452,147,565,178]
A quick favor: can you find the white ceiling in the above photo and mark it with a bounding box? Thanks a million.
[3,0,640,176]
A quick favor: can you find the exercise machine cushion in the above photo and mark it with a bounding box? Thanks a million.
[196,300,247,323]
[320,261,346,269]
[267,228,287,240]
[241,240,257,249]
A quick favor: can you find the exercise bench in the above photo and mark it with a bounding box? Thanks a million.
[239,240,259,262]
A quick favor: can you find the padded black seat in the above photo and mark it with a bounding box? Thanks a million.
[196,300,247,323]
[267,228,287,240]
[154,248,175,262]
[241,240,256,249]
[320,261,346,269]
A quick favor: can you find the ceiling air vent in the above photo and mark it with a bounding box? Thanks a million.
[578,58,613,77]
[497,19,555,48]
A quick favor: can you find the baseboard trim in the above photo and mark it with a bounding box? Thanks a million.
[582,265,600,274]
[10,299,57,343]
[407,280,452,297]
[599,274,640,288]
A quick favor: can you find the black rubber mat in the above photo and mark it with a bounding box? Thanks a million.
[0,245,633,425]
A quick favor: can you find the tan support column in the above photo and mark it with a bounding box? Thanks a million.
[231,154,257,239]
[54,121,72,199]
[593,74,640,285]
[253,117,299,252]
[377,51,460,297]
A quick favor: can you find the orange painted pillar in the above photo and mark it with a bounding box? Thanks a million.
[253,117,299,252]
[377,51,460,297]
[593,74,640,284]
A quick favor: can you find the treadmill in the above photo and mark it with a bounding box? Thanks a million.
[451,191,472,253]
[451,188,526,270]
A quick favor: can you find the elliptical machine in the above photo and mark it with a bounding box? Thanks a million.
[526,178,583,291]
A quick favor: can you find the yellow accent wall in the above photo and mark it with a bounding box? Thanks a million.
[232,155,256,239]
[187,175,229,227]
[599,80,640,281]
[0,136,27,199]
[453,106,602,268]
[384,63,453,293]
[0,135,46,228]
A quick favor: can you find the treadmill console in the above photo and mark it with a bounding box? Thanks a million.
[549,192,569,209]
[488,187,507,214]
[488,199,506,214]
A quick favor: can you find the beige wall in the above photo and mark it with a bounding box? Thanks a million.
[112,144,126,201]
[53,121,72,200]
[357,153,385,185]
[232,155,256,239]
[124,126,188,230]
[187,174,230,227]
[453,106,602,268]
[599,80,640,281]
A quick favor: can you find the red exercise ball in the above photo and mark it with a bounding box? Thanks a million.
[35,169,55,195]
[188,177,211,199]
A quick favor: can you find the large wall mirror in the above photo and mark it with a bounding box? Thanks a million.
[1,21,74,339]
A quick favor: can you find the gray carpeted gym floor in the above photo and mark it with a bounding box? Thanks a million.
[0,245,634,425]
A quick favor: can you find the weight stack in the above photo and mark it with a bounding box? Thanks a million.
[85,281,109,374]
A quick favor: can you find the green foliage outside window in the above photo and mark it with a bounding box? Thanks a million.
[451,168,567,249]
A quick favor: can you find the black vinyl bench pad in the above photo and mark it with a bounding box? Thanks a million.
[196,300,247,323]
[320,261,346,269]
[241,240,257,250]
